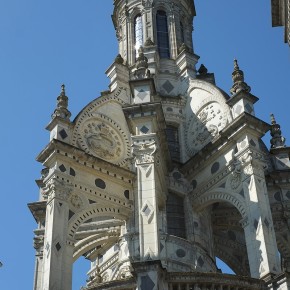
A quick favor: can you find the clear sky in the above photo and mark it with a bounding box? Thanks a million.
[0,1,289,289]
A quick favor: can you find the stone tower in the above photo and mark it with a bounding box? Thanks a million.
[29,1,290,289]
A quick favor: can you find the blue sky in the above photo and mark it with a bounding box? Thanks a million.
[0,1,289,289]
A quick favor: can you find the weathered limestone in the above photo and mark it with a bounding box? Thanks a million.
[29,1,290,290]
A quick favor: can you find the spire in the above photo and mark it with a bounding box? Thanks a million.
[270,113,286,148]
[230,59,251,95]
[51,84,71,120]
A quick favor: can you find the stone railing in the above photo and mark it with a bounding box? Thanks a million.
[168,272,265,290]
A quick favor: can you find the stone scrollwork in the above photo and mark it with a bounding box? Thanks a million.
[84,122,121,160]
[77,114,130,167]
[240,150,267,179]
[132,140,157,165]
[42,178,73,201]
[69,194,83,209]
[229,160,242,190]
[185,101,226,156]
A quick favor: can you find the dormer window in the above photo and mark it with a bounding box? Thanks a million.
[156,10,170,58]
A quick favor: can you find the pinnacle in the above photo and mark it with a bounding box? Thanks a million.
[230,59,251,95]
[51,84,71,121]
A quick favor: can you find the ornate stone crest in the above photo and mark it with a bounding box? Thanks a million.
[77,114,130,166]
[185,101,226,156]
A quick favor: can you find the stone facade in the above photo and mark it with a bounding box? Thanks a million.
[29,0,290,289]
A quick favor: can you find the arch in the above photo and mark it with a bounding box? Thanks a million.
[68,205,128,239]
[156,10,170,58]
[73,232,119,262]
[194,190,247,218]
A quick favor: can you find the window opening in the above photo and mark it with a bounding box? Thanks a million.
[156,10,170,58]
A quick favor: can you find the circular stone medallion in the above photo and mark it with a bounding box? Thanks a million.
[77,114,130,165]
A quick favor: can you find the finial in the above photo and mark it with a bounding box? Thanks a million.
[115,54,124,64]
[230,59,251,95]
[61,84,65,95]
[270,113,276,125]
[270,113,286,148]
[234,59,239,70]
[144,37,154,47]
[135,46,148,69]
[51,84,71,120]
[198,64,208,75]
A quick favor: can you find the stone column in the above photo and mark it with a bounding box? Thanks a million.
[132,138,159,260]
[41,178,74,290]
[241,151,281,278]
[168,8,178,59]
[33,229,44,290]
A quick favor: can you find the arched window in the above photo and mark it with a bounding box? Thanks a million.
[156,10,170,58]
[134,14,143,57]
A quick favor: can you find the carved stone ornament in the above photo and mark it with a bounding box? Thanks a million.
[229,160,242,190]
[69,194,83,209]
[185,101,226,156]
[117,266,133,280]
[132,141,157,165]
[42,178,73,201]
[77,114,130,166]
[33,235,44,250]
[241,150,267,179]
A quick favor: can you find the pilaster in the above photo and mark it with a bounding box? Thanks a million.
[240,151,281,279]
[41,177,74,290]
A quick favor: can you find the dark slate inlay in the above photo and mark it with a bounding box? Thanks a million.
[162,80,174,94]
[176,249,186,258]
[211,162,220,174]
[173,172,182,180]
[55,242,61,251]
[160,242,164,253]
[137,89,147,100]
[141,275,155,290]
[124,190,130,199]
[59,164,66,172]
[142,205,151,217]
[59,129,68,139]
[166,107,173,112]
[95,178,106,189]
[69,167,76,176]
[254,219,259,230]
[69,210,75,220]
[219,183,226,189]
[250,139,256,147]
[197,256,204,267]
[228,230,236,241]
[191,180,197,190]
[234,145,238,154]
[286,191,290,199]
[194,221,199,228]
[239,189,245,197]
[140,125,149,134]
[89,199,96,204]
[59,202,63,207]
[274,192,282,202]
